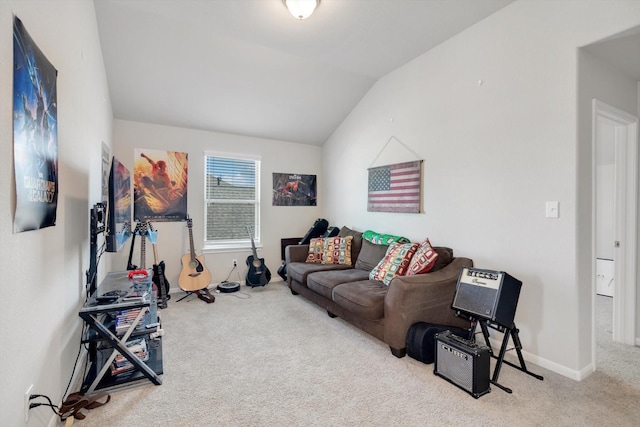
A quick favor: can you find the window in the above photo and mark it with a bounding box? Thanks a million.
[204,153,260,248]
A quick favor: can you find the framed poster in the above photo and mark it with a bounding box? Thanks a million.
[272,173,317,206]
[134,149,188,221]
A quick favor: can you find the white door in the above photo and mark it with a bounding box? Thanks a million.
[593,99,638,346]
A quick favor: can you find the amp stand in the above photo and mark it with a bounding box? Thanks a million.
[476,319,544,393]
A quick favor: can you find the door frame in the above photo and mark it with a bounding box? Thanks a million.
[592,99,638,359]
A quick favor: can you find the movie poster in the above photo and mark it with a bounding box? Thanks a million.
[134,149,188,221]
[272,173,317,206]
[12,17,58,232]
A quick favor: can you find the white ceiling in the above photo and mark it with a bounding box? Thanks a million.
[94,0,515,146]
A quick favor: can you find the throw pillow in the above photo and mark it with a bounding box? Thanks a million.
[338,226,363,263]
[369,242,419,285]
[305,237,326,263]
[322,235,353,265]
[354,239,389,271]
[406,238,439,275]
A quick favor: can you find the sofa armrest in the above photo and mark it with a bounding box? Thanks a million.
[285,244,309,264]
[383,257,473,351]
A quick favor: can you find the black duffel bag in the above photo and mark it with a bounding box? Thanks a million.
[406,322,472,364]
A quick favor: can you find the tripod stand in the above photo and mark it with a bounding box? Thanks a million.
[470,316,544,393]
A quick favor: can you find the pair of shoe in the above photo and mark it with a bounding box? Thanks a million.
[59,392,110,421]
[195,288,215,303]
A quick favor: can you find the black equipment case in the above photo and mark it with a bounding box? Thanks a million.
[406,322,471,364]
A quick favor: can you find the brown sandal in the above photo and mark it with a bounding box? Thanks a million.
[59,391,111,420]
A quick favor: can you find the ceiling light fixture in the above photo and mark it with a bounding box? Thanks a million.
[283,0,320,20]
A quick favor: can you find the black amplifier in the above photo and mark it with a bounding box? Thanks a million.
[452,267,522,328]
[434,330,490,398]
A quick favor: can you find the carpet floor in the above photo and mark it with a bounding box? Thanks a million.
[73,284,640,426]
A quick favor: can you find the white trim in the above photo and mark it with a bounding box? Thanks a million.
[204,150,262,161]
[591,99,638,364]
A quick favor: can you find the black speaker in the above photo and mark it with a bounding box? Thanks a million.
[434,330,490,398]
[451,267,522,328]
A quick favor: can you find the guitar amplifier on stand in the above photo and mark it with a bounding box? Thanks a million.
[434,330,490,398]
[452,267,522,328]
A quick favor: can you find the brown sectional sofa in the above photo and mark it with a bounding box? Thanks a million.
[285,227,473,357]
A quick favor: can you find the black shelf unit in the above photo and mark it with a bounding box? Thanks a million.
[80,270,163,394]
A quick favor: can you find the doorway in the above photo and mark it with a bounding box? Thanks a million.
[592,99,638,356]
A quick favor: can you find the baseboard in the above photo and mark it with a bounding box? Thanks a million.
[167,277,285,296]
[484,334,585,381]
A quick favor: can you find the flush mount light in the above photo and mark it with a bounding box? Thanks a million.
[283,0,320,20]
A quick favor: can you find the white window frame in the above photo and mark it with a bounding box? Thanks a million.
[203,151,261,251]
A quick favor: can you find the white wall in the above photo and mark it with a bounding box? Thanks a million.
[0,1,112,426]
[110,120,324,289]
[323,0,640,378]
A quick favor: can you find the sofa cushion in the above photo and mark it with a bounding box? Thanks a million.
[338,226,363,265]
[406,238,438,275]
[431,247,454,272]
[362,230,410,245]
[354,239,389,272]
[305,237,326,263]
[332,280,388,321]
[369,242,419,285]
[307,269,371,300]
[322,235,353,265]
[287,262,353,286]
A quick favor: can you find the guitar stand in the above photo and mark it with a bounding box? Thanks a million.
[475,319,544,393]
[176,288,215,304]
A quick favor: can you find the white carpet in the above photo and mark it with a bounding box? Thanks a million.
[73,284,640,426]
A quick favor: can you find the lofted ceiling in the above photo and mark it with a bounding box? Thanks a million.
[94,0,515,146]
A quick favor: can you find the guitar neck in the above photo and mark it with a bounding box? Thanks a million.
[140,227,146,270]
[188,222,196,262]
[248,226,259,258]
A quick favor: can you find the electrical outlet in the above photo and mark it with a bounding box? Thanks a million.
[232,259,237,267]
[24,384,33,422]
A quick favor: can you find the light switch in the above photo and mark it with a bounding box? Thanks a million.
[546,201,559,218]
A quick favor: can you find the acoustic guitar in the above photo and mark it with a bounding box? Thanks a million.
[245,226,271,287]
[147,222,170,308]
[178,217,212,292]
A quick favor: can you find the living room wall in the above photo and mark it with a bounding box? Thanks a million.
[0,1,112,426]
[322,0,640,379]
[110,119,324,287]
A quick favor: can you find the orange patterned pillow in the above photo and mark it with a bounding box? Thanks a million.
[305,237,325,263]
[406,238,438,275]
[322,236,353,265]
[369,242,419,285]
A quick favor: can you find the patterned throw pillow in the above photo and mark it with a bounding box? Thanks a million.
[322,236,353,265]
[305,237,326,263]
[406,238,439,275]
[369,242,419,285]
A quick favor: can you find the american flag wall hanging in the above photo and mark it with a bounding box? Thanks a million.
[367,160,422,213]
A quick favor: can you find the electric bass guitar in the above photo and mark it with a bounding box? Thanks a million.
[178,217,212,292]
[245,226,271,287]
[126,222,140,270]
[147,222,170,308]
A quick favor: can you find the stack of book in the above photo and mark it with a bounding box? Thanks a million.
[110,338,149,375]
[115,308,146,335]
